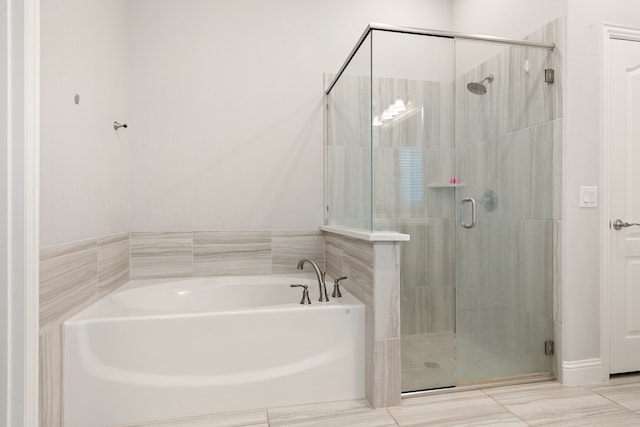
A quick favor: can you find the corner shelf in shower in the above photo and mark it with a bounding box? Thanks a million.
[426,183,466,188]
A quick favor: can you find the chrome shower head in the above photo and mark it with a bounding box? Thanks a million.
[467,74,494,95]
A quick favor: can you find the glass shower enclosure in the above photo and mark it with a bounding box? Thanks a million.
[326,24,558,391]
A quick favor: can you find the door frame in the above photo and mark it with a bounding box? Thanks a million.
[1,0,40,424]
[601,24,640,380]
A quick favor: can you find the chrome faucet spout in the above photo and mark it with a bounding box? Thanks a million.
[296,258,329,302]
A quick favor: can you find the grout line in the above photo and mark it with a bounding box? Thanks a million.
[385,407,401,426]
[591,389,637,414]
[478,388,532,426]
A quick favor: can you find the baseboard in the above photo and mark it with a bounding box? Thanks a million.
[560,358,604,385]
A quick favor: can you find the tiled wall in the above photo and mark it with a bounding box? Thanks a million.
[324,232,401,408]
[130,230,325,279]
[39,232,130,427]
[40,232,130,332]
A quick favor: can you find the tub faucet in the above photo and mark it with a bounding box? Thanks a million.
[297,258,329,302]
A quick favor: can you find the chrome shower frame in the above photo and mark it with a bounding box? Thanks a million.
[325,23,555,95]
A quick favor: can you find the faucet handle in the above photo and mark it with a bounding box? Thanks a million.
[332,276,348,298]
[290,284,311,305]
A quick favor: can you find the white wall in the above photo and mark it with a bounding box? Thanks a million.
[563,0,640,371]
[126,0,453,231]
[452,0,567,76]
[40,0,130,246]
[452,0,567,38]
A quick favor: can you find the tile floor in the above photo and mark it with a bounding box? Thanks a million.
[119,374,640,427]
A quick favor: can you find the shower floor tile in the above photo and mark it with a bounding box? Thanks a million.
[401,332,455,392]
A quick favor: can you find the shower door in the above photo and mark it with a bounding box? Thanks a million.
[453,40,554,384]
[345,28,557,392]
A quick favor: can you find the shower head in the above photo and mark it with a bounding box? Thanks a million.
[467,74,494,95]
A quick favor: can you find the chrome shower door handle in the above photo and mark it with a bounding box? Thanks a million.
[612,219,640,230]
[461,197,477,229]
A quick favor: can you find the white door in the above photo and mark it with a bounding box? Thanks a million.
[609,37,640,374]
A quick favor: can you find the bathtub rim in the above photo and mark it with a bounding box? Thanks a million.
[66,273,365,323]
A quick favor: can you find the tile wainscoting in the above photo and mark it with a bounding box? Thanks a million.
[38,229,326,427]
[39,232,131,427]
[130,230,325,279]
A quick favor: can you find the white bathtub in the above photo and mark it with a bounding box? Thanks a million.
[64,275,365,427]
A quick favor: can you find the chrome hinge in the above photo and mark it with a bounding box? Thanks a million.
[545,340,554,355]
[545,69,555,84]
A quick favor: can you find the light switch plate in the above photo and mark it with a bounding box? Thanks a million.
[580,186,598,208]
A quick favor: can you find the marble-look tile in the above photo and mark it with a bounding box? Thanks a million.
[552,117,563,220]
[425,217,453,287]
[153,408,268,427]
[373,338,401,408]
[365,307,375,406]
[39,326,64,427]
[398,221,427,288]
[553,221,563,322]
[498,122,554,221]
[427,285,455,333]
[485,382,624,425]
[97,231,129,247]
[553,320,563,381]
[269,397,389,427]
[390,390,526,426]
[400,287,428,336]
[327,74,370,148]
[193,231,270,276]
[590,382,640,411]
[97,237,130,297]
[270,408,396,427]
[268,399,370,423]
[40,244,98,330]
[272,231,324,274]
[131,232,193,279]
[326,145,371,227]
[425,148,453,186]
[40,238,96,262]
[373,147,400,220]
[342,238,374,307]
[324,234,344,280]
[374,243,400,340]
[541,411,640,426]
